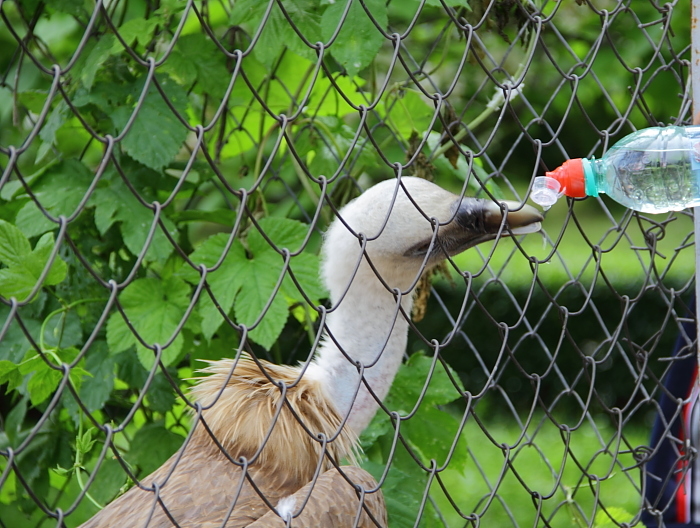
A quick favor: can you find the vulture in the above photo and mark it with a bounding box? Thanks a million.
[79,177,542,527]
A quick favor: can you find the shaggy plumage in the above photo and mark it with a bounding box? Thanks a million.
[190,355,358,484]
[79,177,542,527]
[80,357,376,528]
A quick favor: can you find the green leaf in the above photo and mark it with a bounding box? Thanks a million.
[127,422,183,476]
[14,202,55,238]
[80,344,115,412]
[233,260,289,350]
[0,360,22,393]
[0,267,40,300]
[362,454,440,528]
[52,465,71,476]
[71,78,132,111]
[110,75,189,171]
[81,35,118,90]
[182,233,247,341]
[5,396,28,446]
[0,225,67,300]
[248,217,309,255]
[310,75,366,117]
[91,180,121,236]
[21,348,89,402]
[322,0,387,77]
[117,18,160,50]
[166,34,229,98]
[0,220,31,266]
[85,457,127,506]
[169,209,240,226]
[360,353,468,488]
[106,314,136,356]
[404,0,469,5]
[425,132,505,199]
[159,47,198,88]
[359,410,392,451]
[91,171,177,262]
[384,352,465,411]
[37,100,71,163]
[267,0,322,64]
[17,90,49,114]
[382,89,435,139]
[229,218,324,349]
[146,373,176,414]
[0,307,41,363]
[76,428,96,455]
[593,506,635,528]
[46,0,88,16]
[402,405,467,471]
[28,232,68,285]
[14,158,94,238]
[290,119,368,179]
[107,277,191,369]
[229,0,269,26]
[42,307,83,349]
[27,366,63,406]
[17,351,44,375]
[114,350,148,388]
[232,0,322,66]
[278,253,325,303]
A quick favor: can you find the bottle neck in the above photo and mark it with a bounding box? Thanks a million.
[581,157,600,197]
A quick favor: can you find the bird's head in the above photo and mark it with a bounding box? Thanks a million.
[322,177,543,297]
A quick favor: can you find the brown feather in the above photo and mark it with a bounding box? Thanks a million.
[248,466,387,527]
[190,355,359,483]
[79,356,375,527]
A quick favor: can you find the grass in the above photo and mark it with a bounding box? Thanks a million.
[429,413,646,528]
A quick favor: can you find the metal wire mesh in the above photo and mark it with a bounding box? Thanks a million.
[0,0,696,526]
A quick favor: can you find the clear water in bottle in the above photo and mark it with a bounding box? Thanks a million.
[591,126,700,213]
[531,126,700,214]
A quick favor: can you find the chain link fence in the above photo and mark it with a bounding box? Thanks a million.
[0,0,696,526]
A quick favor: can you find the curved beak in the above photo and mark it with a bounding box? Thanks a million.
[405,198,543,258]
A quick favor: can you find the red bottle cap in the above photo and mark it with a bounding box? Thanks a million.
[545,159,587,198]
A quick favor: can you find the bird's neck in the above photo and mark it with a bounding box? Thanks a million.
[306,267,416,435]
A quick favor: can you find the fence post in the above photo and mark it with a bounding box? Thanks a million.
[693,0,700,361]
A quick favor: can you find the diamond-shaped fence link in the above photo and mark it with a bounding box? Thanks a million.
[0,0,696,527]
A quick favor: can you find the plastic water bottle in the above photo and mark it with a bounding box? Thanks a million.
[530,125,700,213]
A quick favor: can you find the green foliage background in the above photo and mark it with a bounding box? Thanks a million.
[0,0,694,527]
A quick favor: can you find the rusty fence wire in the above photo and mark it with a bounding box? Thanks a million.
[0,0,696,526]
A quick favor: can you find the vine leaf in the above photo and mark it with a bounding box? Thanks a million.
[110,75,189,171]
[106,277,191,369]
[180,233,247,341]
[80,343,116,413]
[127,422,184,476]
[81,35,118,90]
[381,89,435,139]
[321,0,387,77]
[233,259,290,351]
[384,352,465,409]
[14,159,94,238]
[12,347,90,407]
[239,218,325,349]
[90,169,177,263]
[165,34,229,98]
[182,218,325,350]
[231,0,322,66]
[0,221,67,300]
